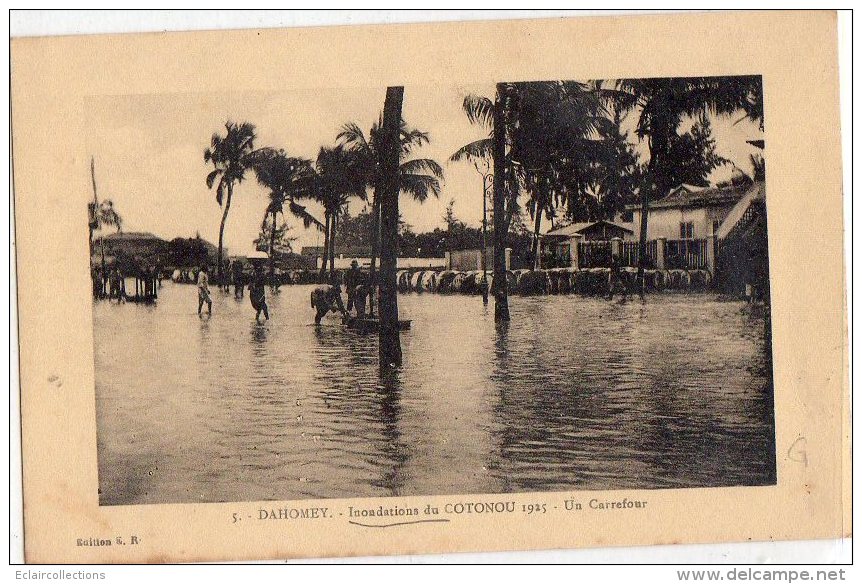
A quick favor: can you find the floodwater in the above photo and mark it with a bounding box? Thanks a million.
[94,282,775,505]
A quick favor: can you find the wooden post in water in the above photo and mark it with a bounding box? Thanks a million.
[377,86,404,368]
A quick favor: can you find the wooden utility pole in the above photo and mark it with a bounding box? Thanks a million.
[377,86,405,368]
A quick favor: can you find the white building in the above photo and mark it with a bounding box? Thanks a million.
[616,181,762,241]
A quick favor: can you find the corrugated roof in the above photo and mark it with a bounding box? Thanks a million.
[626,182,753,210]
[103,231,162,241]
[300,245,372,257]
[545,220,634,237]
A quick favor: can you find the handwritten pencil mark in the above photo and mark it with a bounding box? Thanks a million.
[787,436,808,467]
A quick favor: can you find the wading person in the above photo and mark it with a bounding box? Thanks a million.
[222,259,231,292]
[91,266,103,299]
[109,267,125,303]
[310,280,347,325]
[607,254,627,301]
[249,264,269,321]
[232,259,245,299]
[352,283,369,318]
[344,259,363,314]
[197,266,212,315]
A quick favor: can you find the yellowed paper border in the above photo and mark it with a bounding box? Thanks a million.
[11,11,848,563]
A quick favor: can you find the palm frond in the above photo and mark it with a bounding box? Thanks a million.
[449,138,492,163]
[206,169,222,189]
[205,120,259,202]
[337,122,371,152]
[288,199,325,230]
[399,173,441,202]
[399,126,430,154]
[400,157,444,180]
[462,94,494,128]
[98,200,123,232]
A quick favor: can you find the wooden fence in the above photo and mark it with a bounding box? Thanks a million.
[577,241,612,268]
[618,240,658,268]
[665,239,708,270]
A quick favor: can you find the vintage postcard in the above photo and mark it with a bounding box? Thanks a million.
[11,11,849,563]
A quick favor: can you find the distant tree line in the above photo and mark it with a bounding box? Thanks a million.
[331,204,535,268]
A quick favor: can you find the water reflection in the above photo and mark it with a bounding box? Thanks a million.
[373,369,408,496]
[95,282,775,505]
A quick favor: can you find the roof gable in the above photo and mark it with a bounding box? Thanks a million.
[626,181,759,211]
[545,220,634,237]
[104,231,162,241]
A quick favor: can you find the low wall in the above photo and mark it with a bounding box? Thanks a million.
[316,256,446,270]
[397,267,714,296]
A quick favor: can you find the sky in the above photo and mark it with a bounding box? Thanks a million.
[86,82,764,256]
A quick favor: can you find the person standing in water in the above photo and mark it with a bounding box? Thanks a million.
[197,266,212,315]
[310,279,347,325]
[232,259,245,299]
[351,283,369,318]
[222,259,231,292]
[344,260,363,314]
[607,254,627,301]
[109,267,125,303]
[249,264,269,321]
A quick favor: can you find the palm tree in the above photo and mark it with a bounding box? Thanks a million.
[96,200,123,232]
[88,157,123,278]
[451,88,517,321]
[338,117,443,314]
[305,145,367,279]
[511,82,612,269]
[604,75,763,292]
[454,82,611,270]
[204,121,262,283]
[750,152,766,181]
[592,108,644,221]
[253,149,323,279]
[449,97,499,299]
[94,199,123,274]
[88,157,100,256]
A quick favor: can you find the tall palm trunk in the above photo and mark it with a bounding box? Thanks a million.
[368,193,381,317]
[481,174,489,304]
[532,209,543,270]
[269,207,277,280]
[100,236,106,278]
[328,211,337,278]
[637,118,672,295]
[217,183,233,284]
[90,157,106,288]
[378,86,404,368]
[319,211,331,281]
[492,83,510,322]
[635,178,650,294]
[531,178,546,270]
[90,158,99,257]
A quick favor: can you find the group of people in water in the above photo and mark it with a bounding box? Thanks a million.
[196,261,270,320]
[92,263,162,302]
[197,259,370,325]
[309,261,370,325]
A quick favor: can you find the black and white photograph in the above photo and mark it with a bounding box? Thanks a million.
[87,76,774,506]
[12,8,852,567]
